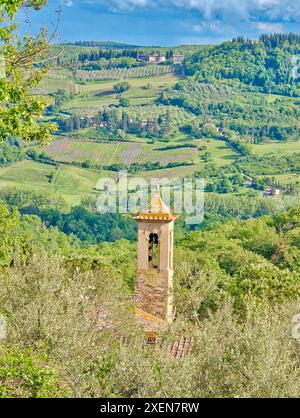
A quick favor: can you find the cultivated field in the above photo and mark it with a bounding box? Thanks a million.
[0,135,238,204]
[62,73,183,113]
[75,65,180,81]
[33,68,79,95]
[117,105,198,125]
[43,139,199,166]
[43,137,236,167]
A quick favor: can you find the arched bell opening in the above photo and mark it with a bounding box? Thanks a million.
[148,233,159,269]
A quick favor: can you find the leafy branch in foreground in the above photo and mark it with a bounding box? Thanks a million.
[0,0,57,143]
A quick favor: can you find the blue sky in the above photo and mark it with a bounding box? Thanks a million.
[19,0,300,46]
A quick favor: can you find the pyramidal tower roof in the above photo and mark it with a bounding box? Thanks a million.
[134,185,176,222]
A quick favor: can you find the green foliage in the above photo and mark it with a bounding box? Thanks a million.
[0,201,19,267]
[228,137,252,156]
[113,81,131,94]
[0,188,66,210]
[0,0,56,142]
[51,88,75,107]
[0,248,134,397]
[185,41,294,92]
[18,215,81,255]
[177,209,300,311]
[77,127,125,142]
[239,153,300,177]
[0,198,78,266]
[0,346,64,398]
[97,239,136,290]
[0,138,26,166]
[169,79,300,143]
[119,97,131,108]
[81,57,142,71]
[195,163,244,193]
[259,33,300,50]
[199,192,292,223]
[29,206,137,244]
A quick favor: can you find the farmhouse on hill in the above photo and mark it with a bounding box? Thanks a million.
[137,52,184,64]
[263,188,281,198]
[138,52,166,63]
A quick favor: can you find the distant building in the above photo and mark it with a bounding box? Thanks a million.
[138,52,166,64]
[244,180,254,188]
[172,54,184,64]
[216,127,226,137]
[263,188,281,198]
[137,52,184,65]
[149,54,166,64]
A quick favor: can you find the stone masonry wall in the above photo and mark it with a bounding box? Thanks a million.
[135,269,173,321]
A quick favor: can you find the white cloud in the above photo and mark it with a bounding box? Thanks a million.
[84,0,300,22]
[254,22,284,32]
[192,24,204,33]
[192,20,235,35]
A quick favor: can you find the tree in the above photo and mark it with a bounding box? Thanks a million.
[113,82,131,94]
[119,97,130,108]
[117,129,127,141]
[121,111,128,132]
[158,91,168,104]
[203,151,212,162]
[0,1,56,143]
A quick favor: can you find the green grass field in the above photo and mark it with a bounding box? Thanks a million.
[252,140,300,156]
[0,161,114,206]
[0,160,203,206]
[0,161,55,190]
[62,73,182,114]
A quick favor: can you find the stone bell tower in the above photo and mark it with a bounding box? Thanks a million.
[134,187,177,326]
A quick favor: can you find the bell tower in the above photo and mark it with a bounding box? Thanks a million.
[134,187,176,325]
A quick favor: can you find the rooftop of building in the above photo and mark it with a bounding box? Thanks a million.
[134,187,177,222]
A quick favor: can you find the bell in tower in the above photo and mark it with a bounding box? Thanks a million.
[134,185,177,331]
